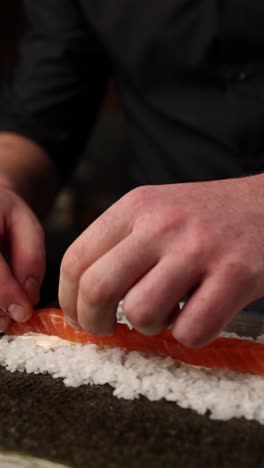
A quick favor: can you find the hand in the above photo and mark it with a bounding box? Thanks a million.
[0,182,45,331]
[59,175,264,347]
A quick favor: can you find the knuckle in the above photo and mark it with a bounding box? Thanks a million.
[172,224,214,267]
[165,222,209,263]
[79,271,113,308]
[223,257,254,285]
[60,247,83,281]
[125,186,153,207]
[153,216,178,238]
[187,238,206,264]
[189,224,211,254]
[145,211,186,242]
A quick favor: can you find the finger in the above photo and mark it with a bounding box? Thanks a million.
[76,232,159,335]
[0,254,34,322]
[122,253,202,335]
[0,314,11,333]
[9,208,45,305]
[59,209,133,323]
[171,269,251,348]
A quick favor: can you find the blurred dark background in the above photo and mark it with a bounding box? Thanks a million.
[0,0,132,305]
[1,2,263,313]
[0,1,23,73]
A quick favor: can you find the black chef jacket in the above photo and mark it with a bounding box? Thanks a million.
[0,0,264,185]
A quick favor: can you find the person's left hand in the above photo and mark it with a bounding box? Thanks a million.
[58,175,264,347]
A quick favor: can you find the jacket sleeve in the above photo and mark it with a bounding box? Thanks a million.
[0,0,110,180]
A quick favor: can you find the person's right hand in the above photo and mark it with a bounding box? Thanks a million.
[0,182,45,332]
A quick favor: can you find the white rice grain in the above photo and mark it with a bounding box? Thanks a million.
[0,333,264,424]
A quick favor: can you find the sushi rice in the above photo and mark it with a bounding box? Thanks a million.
[0,324,264,425]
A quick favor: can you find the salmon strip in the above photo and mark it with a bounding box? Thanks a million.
[6,308,264,375]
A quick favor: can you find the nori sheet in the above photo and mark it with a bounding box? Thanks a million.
[0,367,264,468]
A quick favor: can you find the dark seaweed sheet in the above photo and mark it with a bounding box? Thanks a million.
[0,367,263,468]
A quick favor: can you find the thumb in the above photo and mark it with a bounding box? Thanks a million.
[8,205,46,305]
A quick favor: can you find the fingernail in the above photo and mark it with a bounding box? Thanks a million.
[84,325,114,337]
[136,327,162,336]
[8,304,27,322]
[0,315,10,333]
[24,277,40,304]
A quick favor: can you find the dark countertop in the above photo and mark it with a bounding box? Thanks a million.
[0,367,263,468]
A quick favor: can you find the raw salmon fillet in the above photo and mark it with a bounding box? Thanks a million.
[6,308,264,375]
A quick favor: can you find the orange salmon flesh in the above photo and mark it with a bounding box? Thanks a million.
[6,308,264,375]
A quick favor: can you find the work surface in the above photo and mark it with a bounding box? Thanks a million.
[0,367,263,468]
